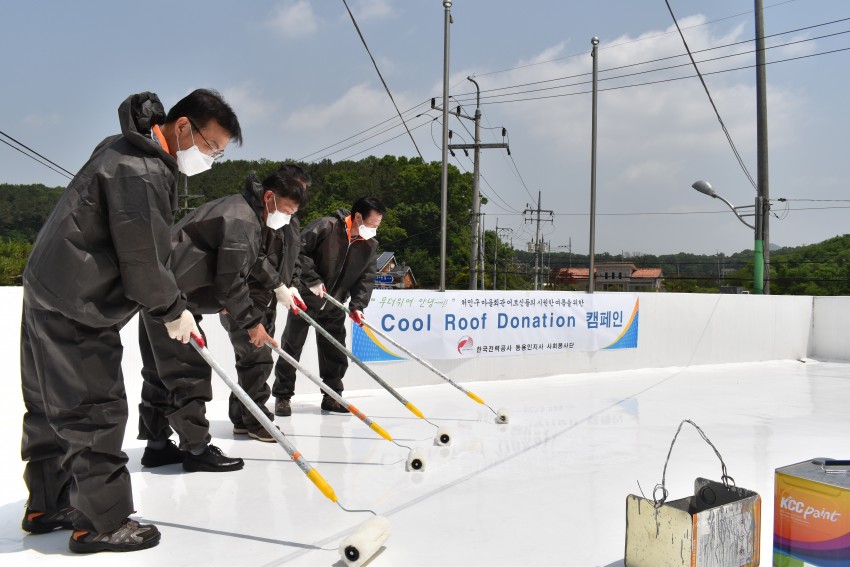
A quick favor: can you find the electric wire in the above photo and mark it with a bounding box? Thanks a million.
[474,0,800,78]
[297,17,847,165]
[454,29,850,104]
[0,129,74,180]
[0,137,73,181]
[341,0,423,160]
[301,38,850,166]
[666,0,754,191]
[470,46,850,105]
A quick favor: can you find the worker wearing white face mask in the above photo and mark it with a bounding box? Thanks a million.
[221,165,310,442]
[272,196,385,416]
[137,167,305,470]
[20,89,242,553]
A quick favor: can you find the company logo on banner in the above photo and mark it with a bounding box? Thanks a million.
[351,290,639,361]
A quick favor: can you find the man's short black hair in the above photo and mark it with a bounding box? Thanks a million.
[351,196,386,219]
[262,164,310,205]
[165,88,243,146]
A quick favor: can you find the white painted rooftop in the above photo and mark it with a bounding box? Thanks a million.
[1,288,848,566]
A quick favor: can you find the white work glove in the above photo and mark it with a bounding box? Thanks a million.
[165,310,200,344]
[274,284,295,309]
[309,282,325,298]
[289,286,305,308]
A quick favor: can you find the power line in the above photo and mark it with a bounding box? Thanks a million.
[0,137,73,181]
[455,28,850,104]
[474,0,801,78]
[666,0,757,191]
[0,129,74,179]
[341,0,423,160]
[299,33,848,166]
[470,47,850,105]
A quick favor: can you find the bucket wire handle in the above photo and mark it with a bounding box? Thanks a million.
[652,419,734,508]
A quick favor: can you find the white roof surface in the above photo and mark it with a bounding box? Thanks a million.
[2,309,848,565]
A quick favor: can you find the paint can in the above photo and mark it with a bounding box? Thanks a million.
[774,458,850,566]
[625,477,761,567]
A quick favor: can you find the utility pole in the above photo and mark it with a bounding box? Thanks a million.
[755,0,770,294]
[440,77,509,290]
[438,0,452,292]
[589,36,600,294]
[478,214,486,289]
[523,191,554,291]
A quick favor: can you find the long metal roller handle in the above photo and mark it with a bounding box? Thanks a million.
[264,340,392,441]
[322,294,486,405]
[292,307,425,419]
[189,333,337,502]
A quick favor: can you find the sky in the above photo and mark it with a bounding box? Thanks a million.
[1,0,848,256]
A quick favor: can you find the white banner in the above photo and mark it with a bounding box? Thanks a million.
[351,290,639,361]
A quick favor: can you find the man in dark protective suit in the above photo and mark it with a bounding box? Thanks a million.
[20,89,242,553]
[137,167,309,465]
[272,196,385,416]
[223,164,311,442]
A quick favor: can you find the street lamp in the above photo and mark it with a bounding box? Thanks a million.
[691,180,765,294]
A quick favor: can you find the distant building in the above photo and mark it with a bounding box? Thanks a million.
[374,251,416,289]
[554,262,664,292]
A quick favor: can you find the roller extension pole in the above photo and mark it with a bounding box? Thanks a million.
[189,333,337,502]
[291,306,425,420]
[265,340,393,442]
[323,294,509,424]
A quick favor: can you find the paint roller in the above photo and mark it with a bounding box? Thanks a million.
[189,333,391,564]
[291,299,451,447]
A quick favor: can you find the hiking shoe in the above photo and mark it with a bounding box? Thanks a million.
[182,445,244,472]
[321,395,349,414]
[232,424,249,435]
[248,425,278,443]
[141,440,185,468]
[69,518,160,553]
[22,506,78,534]
[275,398,292,417]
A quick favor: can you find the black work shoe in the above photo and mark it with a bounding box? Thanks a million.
[22,506,78,534]
[275,398,292,417]
[321,395,349,414]
[141,440,185,468]
[69,518,160,553]
[249,425,278,443]
[182,445,244,472]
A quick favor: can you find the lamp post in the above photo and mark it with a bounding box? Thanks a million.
[691,180,764,294]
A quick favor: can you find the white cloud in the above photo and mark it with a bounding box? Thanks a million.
[350,0,394,21]
[268,1,318,39]
[283,83,407,131]
[221,84,281,125]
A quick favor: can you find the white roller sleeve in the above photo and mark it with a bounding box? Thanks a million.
[406,448,426,472]
[339,515,391,567]
[496,407,511,424]
[434,427,452,446]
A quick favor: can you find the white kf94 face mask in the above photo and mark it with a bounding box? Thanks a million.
[266,197,291,229]
[175,127,215,176]
[358,223,377,240]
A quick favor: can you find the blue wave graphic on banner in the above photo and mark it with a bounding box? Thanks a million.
[351,323,405,362]
[604,299,640,350]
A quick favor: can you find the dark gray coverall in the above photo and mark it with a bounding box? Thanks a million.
[20,92,186,533]
[220,217,301,429]
[272,209,378,399]
[137,175,270,451]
